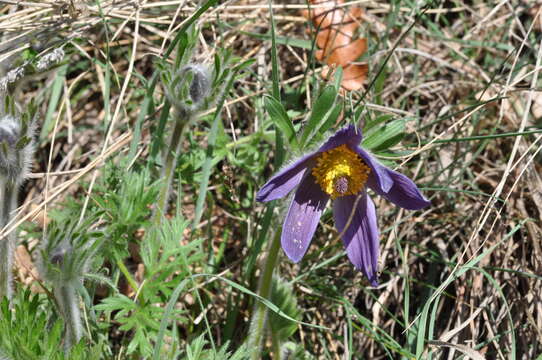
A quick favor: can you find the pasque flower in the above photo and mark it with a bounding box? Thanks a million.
[0,113,35,302]
[256,125,430,285]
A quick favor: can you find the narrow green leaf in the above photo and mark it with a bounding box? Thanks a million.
[40,64,67,140]
[362,119,406,151]
[364,114,393,132]
[269,276,301,342]
[332,66,344,91]
[268,0,280,101]
[241,31,313,49]
[374,65,387,105]
[193,274,328,330]
[152,279,190,360]
[316,102,342,138]
[264,96,298,149]
[15,136,30,150]
[301,86,337,147]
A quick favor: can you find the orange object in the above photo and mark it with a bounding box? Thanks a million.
[302,0,368,91]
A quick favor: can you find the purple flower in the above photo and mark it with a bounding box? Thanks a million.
[256,125,430,285]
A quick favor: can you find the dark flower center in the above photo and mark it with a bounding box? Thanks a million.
[334,176,349,195]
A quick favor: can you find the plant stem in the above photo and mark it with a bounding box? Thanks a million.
[270,330,282,360]
[152,107,191,225]
[55,281,82,352]
[248,229,281,359]
[116,257,139,294]
[0,179,17,302]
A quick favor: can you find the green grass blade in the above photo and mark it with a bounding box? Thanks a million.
[152,279,189,360]
[40,64,67,140]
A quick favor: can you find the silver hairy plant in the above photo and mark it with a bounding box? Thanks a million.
[0,102,36,302]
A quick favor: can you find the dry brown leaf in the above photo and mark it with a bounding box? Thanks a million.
[302,0,368,91]
[15,245,43,293]
[29,203,50,228]
[321,63,368,91]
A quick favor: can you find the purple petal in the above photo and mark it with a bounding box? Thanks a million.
[281,174,329,263]
[353,147,393,193]
[256,154,315,202]
[317,124,363,153]
[372,168,431,210]
[333,193,379,286]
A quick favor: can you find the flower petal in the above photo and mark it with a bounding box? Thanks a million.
[256,154,314,202]
[333,193,379,286]
[281,174,329,263]
[353,147,393,193]
[318,124,362,153]
[371,168,431,210]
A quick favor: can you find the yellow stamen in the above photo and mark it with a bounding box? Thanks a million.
[312,144,370,199]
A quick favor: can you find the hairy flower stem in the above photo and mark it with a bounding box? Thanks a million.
[115,257,139,294]
[271,331,282,360]
[54,281,82,352]
[153,107,192,225]
[0,179,17,301]
[248,230,281,358]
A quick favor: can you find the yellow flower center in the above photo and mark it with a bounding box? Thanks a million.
[311,144,370,199]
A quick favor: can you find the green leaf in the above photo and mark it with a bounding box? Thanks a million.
[241,31,313,50]
[264,96,298,149]
[315,102,342,141]
[332,67,343,91]
[40,64,67,140]
[362,119,406,151]
[15,136,30,150]
[374,65,387,105]
[153,279,190,360]
[301,86,337,147]
[364,114,393,132]
[268,0,280,101]
[269,276,301,342]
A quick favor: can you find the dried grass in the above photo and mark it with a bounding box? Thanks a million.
[1,0,541,358]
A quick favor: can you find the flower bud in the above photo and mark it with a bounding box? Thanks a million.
[49,244,72,267]
[39,240,83,352]
[0,67,25,94]
[36,48,65,71]
[182,64,211,106]
[39,240,91,284]
[165,64,211,113]
[0,114,35,184]
[37,220,102,352]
